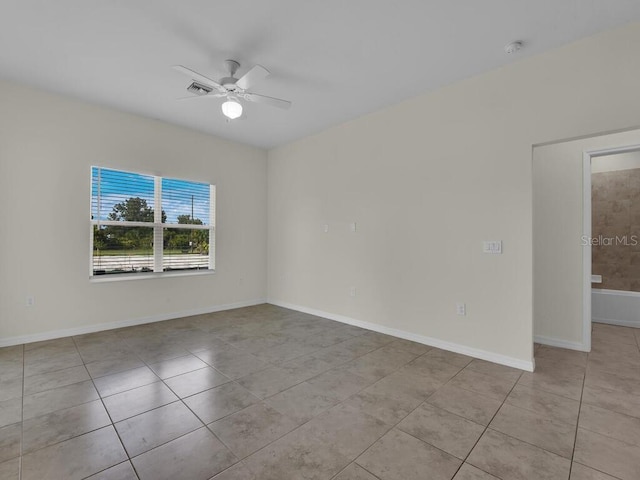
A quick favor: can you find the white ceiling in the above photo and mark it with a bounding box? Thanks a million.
[1,1,640,149]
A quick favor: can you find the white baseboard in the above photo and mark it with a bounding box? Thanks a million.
[533,335,590,352]
[0,298,267,348]
[592,317,640,328]
[592,289,640,329]
[269,300,535,372]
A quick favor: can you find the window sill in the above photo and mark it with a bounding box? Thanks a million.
[90,269,216,283]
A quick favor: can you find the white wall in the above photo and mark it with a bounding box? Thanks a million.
[268,21,640,369]
[533,130,640,350]
[592,150,640,173]
[0,80,268,345]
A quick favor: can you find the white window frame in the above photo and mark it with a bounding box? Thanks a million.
[89,167,216,280]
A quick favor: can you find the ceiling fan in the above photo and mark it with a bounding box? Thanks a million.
[173,60,292,120]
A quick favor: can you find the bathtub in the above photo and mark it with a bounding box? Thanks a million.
[592,288,640,328]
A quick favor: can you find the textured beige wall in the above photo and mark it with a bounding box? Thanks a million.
[269,22,640,366]
[0,80,268,342]
[592,168,640,292]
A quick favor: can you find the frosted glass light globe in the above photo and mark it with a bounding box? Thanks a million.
[221,100,242,119]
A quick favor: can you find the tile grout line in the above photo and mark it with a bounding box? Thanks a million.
[368,336,624,479]
[99,321,358,475]
[12,324,466,477]
[19,343,24,480]
[348,358,469,477]
[348,357,507,479]
[571,461,625,480]
[19,339,131,463]
[516,377,585,403]
[475,348,599,477]
[12,314,257,477]
[571,329,628,480]
[129,342,496,477]
[571,334,626,480]
[77,339,137,478]
[118,338,230,471]
[70,330,313,472]
[354,464,383,480]
[69,335,141,480]
[449,367,525,479]
[331,462,382,480]
[187,340,429,476]
[180,360,373,470]
[10,328,490,477]
[503,388,582,434]
[121,333,307,473]
[100,331,199,478]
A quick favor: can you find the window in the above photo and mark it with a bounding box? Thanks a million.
[90,167,215,277]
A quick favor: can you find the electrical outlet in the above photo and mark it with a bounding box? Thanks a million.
[349,287,357,297]
[456,302,466,316]
[323,224,329,233]
[349,222,357,233]
[26,295,35,307]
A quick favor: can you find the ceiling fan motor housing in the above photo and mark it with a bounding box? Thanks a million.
[220,59,242,91]
[220,77,239,91]
[224,59,240,76]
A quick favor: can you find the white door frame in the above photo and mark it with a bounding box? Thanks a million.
[582,143,640,351]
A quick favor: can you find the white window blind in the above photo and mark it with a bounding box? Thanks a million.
[90,167,215,277]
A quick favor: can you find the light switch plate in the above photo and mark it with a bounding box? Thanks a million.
[483,240,502,254]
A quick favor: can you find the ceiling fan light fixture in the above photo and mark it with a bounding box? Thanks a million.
[173,62,291,118]
[221,99,243,119]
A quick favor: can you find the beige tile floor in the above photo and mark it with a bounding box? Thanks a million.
[1,304,639,480]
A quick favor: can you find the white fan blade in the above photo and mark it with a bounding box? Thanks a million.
[172,65,225,92]
[236,65,270,90]
[243,92,291,110]
[177,93,226,100]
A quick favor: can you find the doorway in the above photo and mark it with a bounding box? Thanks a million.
[533,128,640,352]
[586,146,640,335]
